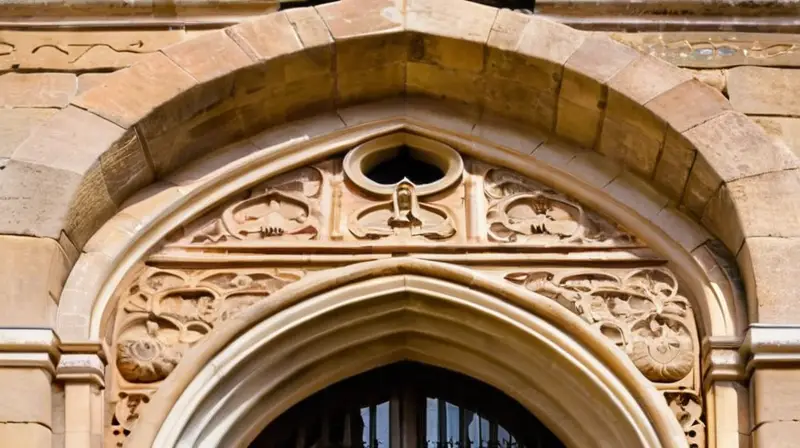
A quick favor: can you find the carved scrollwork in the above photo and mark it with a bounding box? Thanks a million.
[665,390,706,448]
[179,166,324,244]
[505,268,696,382]
[484,168,635,245]
[349,181,456,240]
[109,391,153,447]
[114,268,303,384]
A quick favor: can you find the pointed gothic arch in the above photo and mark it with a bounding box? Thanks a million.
[9,1,790,447]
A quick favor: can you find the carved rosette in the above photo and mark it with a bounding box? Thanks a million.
[108,267,302,444]
[505,268,697,383]
[483,168,637,246]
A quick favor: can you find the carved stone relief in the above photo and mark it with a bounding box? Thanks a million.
[108,266,303,444]
[482,167,638,246]
[504,267,697,384]
[107,135,705,447]
[0,30,185,71]
[173,165,326,245]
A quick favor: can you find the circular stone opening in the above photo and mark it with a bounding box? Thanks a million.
[364,145,445,185]
[343,133,464,197]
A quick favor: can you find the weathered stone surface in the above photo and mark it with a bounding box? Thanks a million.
[163,29,252,83]
[603,171,669,221]
[76,73,111,95]
[738,237,800,323]
[600,55,692,176]
[0,109,57,158]
[72,52,197,129]
[653,128,695,202]
[226,11,303,62]
[557,35,638,148]
[753,421,800,447]
[754,117,800,158]
[752,368,800,424]
[647,79,731,133]
[317,1,404,105]
[0,423,50,448]
[0,29,185,71]
[0,235,69,326]
[704,169,800,252]
[609,32,800,68]
[0,73,76,108]
[0,159,81,240]
[686,68,727,92]
[682,111,799,217]
[0,368,52,426]
[728,66,800,116]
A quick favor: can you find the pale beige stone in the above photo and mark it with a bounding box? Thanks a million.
[703,169,800,252]
[687,69,726,93]
[163,29,252,83]
[0,235,69,326]
[0,29,184,71]
[646,79,731,133]
[653,128,695,203]
[728,66,800,116]
[0,422,51,448]
[0,368,52,426]
[473,113,546,155]
[0,108,57,158]
[754,116,800,158]
[316,0,402,39]
[0,73,76,108]
[72,52,197,128]
[752,368,800,424]
[652,206,710,252]
[753,421,800,447]
[565,151,623,189]
[683,111,799,217]
[603,171,669,221]
[738,237,800,323]
[0,158,82,240]
[557,35,638,148]
[76,73,111,95]
[532,137,585,168]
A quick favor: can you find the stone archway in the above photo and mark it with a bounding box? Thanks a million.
[124,261,687,448]
[0,1,794,447]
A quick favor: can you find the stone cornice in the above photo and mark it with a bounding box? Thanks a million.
[0,328,106,383]
[741,324,800,375]
[0,0,798,32]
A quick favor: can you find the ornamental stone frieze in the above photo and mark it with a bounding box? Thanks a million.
[105,131,707,447]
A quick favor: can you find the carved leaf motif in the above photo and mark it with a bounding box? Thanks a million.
[665,391,706,448]
[116,337,182,383]
[177,166,324,245]
[484,168,636,246]
[505,268,696,382]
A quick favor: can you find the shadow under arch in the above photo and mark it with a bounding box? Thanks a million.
[126,258,687,448]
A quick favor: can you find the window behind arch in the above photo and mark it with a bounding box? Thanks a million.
[250,362,564,448]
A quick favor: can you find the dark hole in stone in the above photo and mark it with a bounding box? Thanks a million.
[365,145,444,185]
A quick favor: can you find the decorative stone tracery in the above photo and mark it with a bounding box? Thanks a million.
[106,133,705,447]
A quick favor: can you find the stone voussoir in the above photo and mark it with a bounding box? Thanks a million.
[738,236,800,324]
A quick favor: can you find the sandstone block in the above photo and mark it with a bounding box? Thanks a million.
[72,52,196,128]
[653,128,695,203]
[703,169,800,252]
[317,0,402,39]
[603,171,669,221]
[0,73,76,108]
[0,368,52,426]
[0,159,81,240]
[0,235,70,326]
[754,117,800,158]
[752,368,800,424]
[483,76,557,129]
[738,237,800,323]
[406,0,496,73]
[163,29,252,84]
[728,66,800,116]
[682,112,799,217]
[557,35,638,148]
[0,109,57,158]
[607,54,693,107]
[76,73,111,95]
[0,423,51,448]
[753,421,800,447]
[646,79,731,133]
[687,69,726,93]
[565,151,622,189]
[63,166,118,249]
